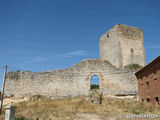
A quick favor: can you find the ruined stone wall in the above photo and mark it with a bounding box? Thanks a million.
[100,24,146,68]
[5,59,137,98]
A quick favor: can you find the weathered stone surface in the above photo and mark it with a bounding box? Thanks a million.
[100,24,146,68]
[5,59,137,98]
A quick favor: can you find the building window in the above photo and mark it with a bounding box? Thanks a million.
[154,78,158,81]
[90,75,99,90]
[155,97,159,106]
[146,98,150,102]
[146,81,149,88]
[107,34,109,38]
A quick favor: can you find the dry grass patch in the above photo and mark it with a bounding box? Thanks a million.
[0,95,160,120]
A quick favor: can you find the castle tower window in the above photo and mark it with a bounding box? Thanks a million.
[90,75,99,89]
[131,48,134,53]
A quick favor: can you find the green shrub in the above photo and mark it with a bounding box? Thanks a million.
[124,64,142,70]
[132,108,141,114]
[90,84,99,89]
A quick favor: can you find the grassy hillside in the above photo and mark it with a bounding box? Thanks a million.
[0,95,160,120]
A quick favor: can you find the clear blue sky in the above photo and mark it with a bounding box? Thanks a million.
[90,75,99,85]
[0,0,160,73]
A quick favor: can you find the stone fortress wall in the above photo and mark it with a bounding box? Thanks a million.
[6,59,137,98]
[5,24,145,98]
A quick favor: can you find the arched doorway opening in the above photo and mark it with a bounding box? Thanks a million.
[90,75,99,90]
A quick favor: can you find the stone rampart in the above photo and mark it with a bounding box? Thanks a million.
[5,59,137,98]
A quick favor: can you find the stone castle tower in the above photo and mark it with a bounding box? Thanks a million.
[100,24,146,68]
